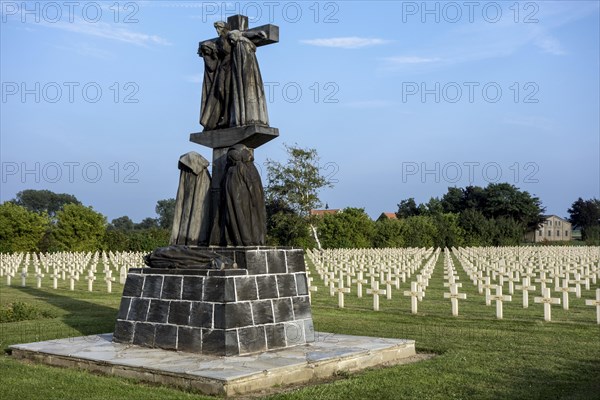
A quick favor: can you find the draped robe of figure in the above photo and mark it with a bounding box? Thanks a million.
[200,27,232,130]
[227,30,269,127]
[170,152,212,246]
[219,144,267,246]
[198,41,218,127]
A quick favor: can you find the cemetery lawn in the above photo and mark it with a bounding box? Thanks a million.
[0,255,598,400]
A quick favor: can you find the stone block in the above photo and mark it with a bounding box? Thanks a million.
[286,251,306,273]
[142,275,163,298]
[235,276,258,301]
[284,321,305,346]
[267,251,287,274]
[182,276,203,301]
[244,250,267,274]
[225,330,239,356]
[256,275,278,299]
[295,273,308,295]
[162,276,183,300]
[202,329,225,355]
[238,326,267,354]
[292,296,312,320]
[116,297,131,320]
[251,300,274,325]
[155,325,178,350]
[133,322,156,347]
[214,303,253,329]
[189,302,213,328]
[168,301,192,325]
[128,298,150,321]
[272,298,294,323]
[178,326,202,353]
[265,323,286,349]
[147,300,170,324]
[122,274,143,297]
[204,277,236,302]
[277,274,297,297]
[113,320,134,343]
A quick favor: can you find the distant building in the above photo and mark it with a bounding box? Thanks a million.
[525,215,572,243]
[377,212,398,221]
[310,209,341,217]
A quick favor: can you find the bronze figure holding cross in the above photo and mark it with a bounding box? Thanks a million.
[198,15,279,131]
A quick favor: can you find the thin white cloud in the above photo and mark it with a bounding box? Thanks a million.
[6,13,171,47]
[300,37,389,49]
[383,56,442,65]
[50,19,171,46]
[534,35,566,56]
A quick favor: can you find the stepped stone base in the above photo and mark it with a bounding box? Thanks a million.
[11,333,417,396]
[113,247,314,356]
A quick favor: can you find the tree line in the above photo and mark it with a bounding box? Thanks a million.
[1,146,598,253]
[0,190,174,253]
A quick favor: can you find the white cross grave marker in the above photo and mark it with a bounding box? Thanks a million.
[444,283,467,317]
[534,288,561,322]
[487,285,512,319]
[403,281,423,315]
[584,288,600,325]
[366,281,386,311]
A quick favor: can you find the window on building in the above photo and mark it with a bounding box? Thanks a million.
[538,230,543,236]
[565,230,569,237]
[557,230,560,236]
[548,230,551,236]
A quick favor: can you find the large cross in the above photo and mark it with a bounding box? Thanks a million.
[205,14,279,47]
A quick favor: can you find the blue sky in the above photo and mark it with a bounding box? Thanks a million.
[1,1,599,222]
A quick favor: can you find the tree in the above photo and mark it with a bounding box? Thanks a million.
[401,216,437,248]
[459,209,494,246]
[0,202,49,252]
[373,218,405,248]
[568,198,600,241]
[52,204,106,251]
[135,217,159,230]
[265,144,334,247]
[396,198,419,218]
[12,189,80,217]
[482,183,544,230]
[265,144,333,218]
[431,213,465,248]
[109,216,135,231]
[156,198,176,230]
[441,187,464,213]
[318,208,375,249]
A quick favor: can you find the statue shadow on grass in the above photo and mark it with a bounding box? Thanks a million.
[8,286,118,347]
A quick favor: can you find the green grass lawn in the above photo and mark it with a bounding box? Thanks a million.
[1,253,599,399]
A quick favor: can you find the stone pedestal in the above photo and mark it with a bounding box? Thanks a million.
[113,247,314,356]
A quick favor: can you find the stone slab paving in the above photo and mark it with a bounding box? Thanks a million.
[10,332,416,396]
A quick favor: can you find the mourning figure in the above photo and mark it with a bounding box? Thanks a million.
[170,152,211,246]
[218,144,267,246]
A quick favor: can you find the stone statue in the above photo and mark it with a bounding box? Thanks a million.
[199,21,269,131]
[144,246,233,269]
[170,152,211,246]
[213,144,267,246]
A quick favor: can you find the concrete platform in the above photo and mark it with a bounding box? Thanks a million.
[10,332,416,396]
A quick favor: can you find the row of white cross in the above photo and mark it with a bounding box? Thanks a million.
[305,246,600,324]
[0,251,145,293]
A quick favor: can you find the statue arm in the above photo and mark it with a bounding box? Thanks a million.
[243,30,267,43]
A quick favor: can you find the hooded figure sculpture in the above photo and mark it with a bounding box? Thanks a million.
[220,144,267,246]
